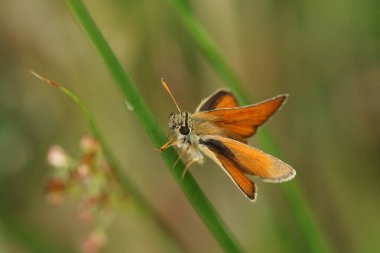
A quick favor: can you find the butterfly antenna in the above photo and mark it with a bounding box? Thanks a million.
[161,78,181,112]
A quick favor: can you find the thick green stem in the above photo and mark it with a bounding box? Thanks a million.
[64,0,243,252]
[168,1,332,253]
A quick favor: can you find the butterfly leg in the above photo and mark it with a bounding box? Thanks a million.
[181,157,202,180]
[172,145,189,169]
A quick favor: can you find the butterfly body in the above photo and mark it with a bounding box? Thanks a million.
[168,112,205,166]
[161,82,296,202]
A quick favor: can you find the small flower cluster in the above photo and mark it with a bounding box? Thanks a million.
[45,135,127,253]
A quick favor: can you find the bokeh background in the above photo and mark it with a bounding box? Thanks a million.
[1,0,380,252]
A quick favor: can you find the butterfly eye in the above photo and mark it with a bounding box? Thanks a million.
[179,125,190,135]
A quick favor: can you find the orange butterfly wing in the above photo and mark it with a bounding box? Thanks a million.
[196,89,239,112]
[200,135,295,200]
[193,95,287,141]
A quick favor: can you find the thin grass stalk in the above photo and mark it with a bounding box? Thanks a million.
[31,72,190,253]
[168,0,332,252]
[64,0,243,252]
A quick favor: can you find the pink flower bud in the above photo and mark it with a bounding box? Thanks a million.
[80,135,99,154]
[45,191,64,206]
[81,231,107,253]
[77,164,90,178]
[47,145,68,167]
[44,179,66,206]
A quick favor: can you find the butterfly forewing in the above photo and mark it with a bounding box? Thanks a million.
[193,95,287,142]
[196,89,239,112]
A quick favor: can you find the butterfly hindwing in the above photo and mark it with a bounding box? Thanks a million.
[200,135,295,195]
[200,137,257,201]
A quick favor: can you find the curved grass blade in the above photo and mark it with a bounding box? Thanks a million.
[168,1,332,253]
[31,71,190,253]
[63,1,244,252]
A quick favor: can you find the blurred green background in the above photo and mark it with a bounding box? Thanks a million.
[1,0,380,252]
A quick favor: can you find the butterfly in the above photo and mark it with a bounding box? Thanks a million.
[159,79,296,202]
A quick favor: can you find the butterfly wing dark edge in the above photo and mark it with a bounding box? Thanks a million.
[196,89,239,112]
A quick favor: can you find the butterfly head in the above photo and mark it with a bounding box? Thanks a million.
[168,112,192,136]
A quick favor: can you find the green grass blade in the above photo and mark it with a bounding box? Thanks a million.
[168,0,249,104]
[64,1,243,252]
[31,72,190,253]
[168,1,332,253]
